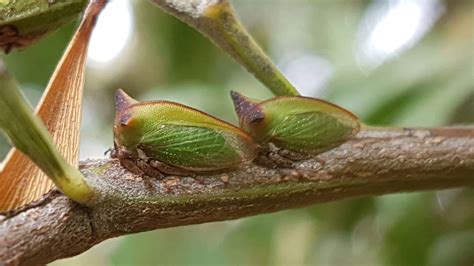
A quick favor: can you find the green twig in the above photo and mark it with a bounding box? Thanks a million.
[0,61,93,205]
[151,0,300,96]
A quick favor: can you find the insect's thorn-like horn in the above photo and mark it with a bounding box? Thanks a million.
[230,91,263,124]
[115,89,138,113]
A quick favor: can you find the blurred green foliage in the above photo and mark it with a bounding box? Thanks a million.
[1,0,473,265]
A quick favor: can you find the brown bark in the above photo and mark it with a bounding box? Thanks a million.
[1,127,473,265]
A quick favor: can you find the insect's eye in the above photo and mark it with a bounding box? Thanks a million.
[249,116,264,124]
[249,112,264,124]
[119,113,132,127]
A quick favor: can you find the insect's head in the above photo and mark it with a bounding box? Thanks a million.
[113,89,142,149]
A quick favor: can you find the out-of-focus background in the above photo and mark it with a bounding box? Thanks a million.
[2,0,473,265]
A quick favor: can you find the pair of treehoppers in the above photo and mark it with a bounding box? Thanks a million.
[113,89,360,176]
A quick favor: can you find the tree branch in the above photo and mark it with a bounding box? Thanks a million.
[1,127,473,265]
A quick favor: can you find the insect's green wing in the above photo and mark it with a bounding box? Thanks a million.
[268,111,357,152]
[138,124,243,171]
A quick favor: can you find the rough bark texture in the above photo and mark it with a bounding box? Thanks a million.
[1,127,473,265]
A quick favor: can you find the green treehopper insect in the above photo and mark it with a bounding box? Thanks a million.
[230,91,361,164]
[113,89,259,177]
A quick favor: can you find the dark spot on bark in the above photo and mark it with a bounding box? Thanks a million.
[0,24,20,52]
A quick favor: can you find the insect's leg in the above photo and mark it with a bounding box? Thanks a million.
[253,142,293,168]
[136,159,163,178]
[277,148,311,161]
[279,148,327,168]
[149,160,194,177]
[118,157,145,176]
[104,147,115,157]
